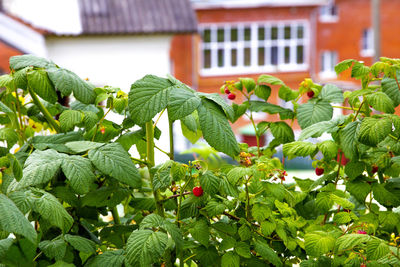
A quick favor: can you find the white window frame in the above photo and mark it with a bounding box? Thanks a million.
[319,0,338,23]
[319,51,338,79]
[199,20,309,76]
[361,28,374,57]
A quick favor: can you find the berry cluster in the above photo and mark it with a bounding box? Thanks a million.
[221,80,236,100]
[239,152,252,167]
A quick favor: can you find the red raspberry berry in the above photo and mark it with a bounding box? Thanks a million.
[307,90,314,98]
[224,88,231,94]
[372,165,378,174]
[315,167,324,176]
[192,186,203,197]
[357,230,367,234]
[100,126,105,134]
[228,93,236,100]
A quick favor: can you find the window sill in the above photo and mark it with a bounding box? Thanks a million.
[319,16,339,23]
[319,71,337,80]
[360,49,375,58]
[200,64,309,77]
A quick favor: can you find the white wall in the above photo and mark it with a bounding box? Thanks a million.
[46,35,173,163]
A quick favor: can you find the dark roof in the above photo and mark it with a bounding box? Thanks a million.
[79,0,198,35]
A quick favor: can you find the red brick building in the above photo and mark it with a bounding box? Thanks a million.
[171,0,400,136]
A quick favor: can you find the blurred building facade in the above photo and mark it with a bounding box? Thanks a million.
[171,0,400,139]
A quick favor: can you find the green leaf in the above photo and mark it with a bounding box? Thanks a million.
[260,221,276,236]
[197,99,239,157]
[270,121,294,143]
[253,240,282,267]
[61,156,95,195]
[8,190,32,214]
[366,92,395,113]
[249,101,294,120]
[315,192,333,212]
[344,161,365,180]
[221,251,240,267]
[0,128,18,149]
[382,73,400,106]
[199,171,220,195]
[48,261,75,267]
[64,141,103,153]
[232,103,248,122]
[0,238,14,258]
[39,238,67,260]
[125,229,168,267]
[240,77,256,92]
[7,154,22,181]
[335,59,355,74]
[0,194,37,244]
[358,117,392,146]
[335,233,370,251]
[31,190,73,233]
[27,68,58,104]
[168,87,201,121]
[238,224,252,241]
[333,212,352,224]
[372,183,400,207]
[196,92,235,122]
[318,140,338,159]
[235,242,251,258]
[320,84,344,103]
[0,74,14,88]
[10,55,53,70]
[346,180,371,203]
[59,110,84,132]
[251,203,271,221]
[278,85,299,101]
[283,141,318,160]
[128,75,174,124]
[88,143,141,188]
[299,116,344,141]
[367,239,390,260]
[87,250,125,267]
[18,149,63,188]
[64,234,96,254]
[297,101,333,129]
[189,219,209,247]
[152,168,171,192]
[254,84,271,100]
[340,121,360,160]
[194,246,219,266]
[48,68,96,104]
[351,62,370,78]
[304,231,336,257]
[258,74,284,85]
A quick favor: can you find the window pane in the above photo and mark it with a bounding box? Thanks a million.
[231,49,237,66]
[284,26,291,39]
[297,45,304,64]
[297,26,304,39]
[244,27,251,41]
[203,29,211,43]
[258,27,265,40]
[203,49,211,69]
[271,46,278,65]
[217,28,224,42]
[244,47,251,66]
[271,26,278,40]
[217,49,224,67]
[231,28,238,42]
[258,47,265,66]
[284,46,290,63]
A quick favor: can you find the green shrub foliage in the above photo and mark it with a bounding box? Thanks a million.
[0,55,399,266]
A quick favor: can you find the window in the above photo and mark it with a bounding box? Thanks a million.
[320,51,338,78]
[361,28,374,57]
[319,0,338,22]
[199,21,308,75]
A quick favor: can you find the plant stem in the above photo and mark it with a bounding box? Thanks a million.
[111,206,125,244]
[28,87,61,133]
[245,176,251,221]
[248,113,261,156]
[153,108,166,129]
[332,105,358,111]
[169,119,174,160]
[352,100,364,122]
[146,121,165,217]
